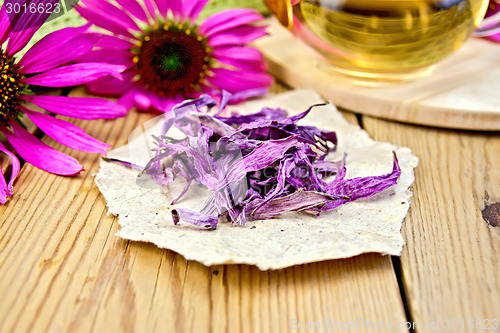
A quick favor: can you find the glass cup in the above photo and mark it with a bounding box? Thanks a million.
[264,0,500,82]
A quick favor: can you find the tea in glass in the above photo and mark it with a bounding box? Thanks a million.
[287,0,490,81]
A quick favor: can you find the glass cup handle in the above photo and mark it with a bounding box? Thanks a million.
[474,1,500,37]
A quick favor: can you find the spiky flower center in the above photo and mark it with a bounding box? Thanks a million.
[0,50,24,127]
[132,22,211,96]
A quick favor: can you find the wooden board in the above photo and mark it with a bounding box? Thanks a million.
[362,115,500,331]
[255,18,500,131]
[0,86,409,333]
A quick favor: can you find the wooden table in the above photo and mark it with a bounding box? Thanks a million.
[0,83,499,333]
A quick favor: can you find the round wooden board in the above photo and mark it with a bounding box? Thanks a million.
[255,18,500,131]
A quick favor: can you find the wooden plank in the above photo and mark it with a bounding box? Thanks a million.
[255,18,500,131]
[362,116,500,331]
[0,87,409,333]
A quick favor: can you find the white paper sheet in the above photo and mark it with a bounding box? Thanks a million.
[95,89,418,270]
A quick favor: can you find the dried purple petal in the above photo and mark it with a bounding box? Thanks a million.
[171,180,192,205]
[248,190,335,219]
[161,95,218,136]
[197,114,235,137]
[172,208,218,229]
[102,157,143,170]
[321,153,401,211]
[220,136,300,188]
[217,107,288,125]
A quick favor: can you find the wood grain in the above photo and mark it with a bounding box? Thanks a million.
[255,18,500,131]
[0,86,409,333]
[362,116,500,332]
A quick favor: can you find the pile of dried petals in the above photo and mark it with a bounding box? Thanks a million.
[129,95,401,229]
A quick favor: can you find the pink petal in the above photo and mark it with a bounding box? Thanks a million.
[198,9,263,37]
[86,70,136,96]
[24,108,110,154]
[182,0,209,22]
[150,93,184,113]
[116,86,151,111]
[487,33,500,42]
[143,0,158,21]
[0,169,9,204]
[82,0,140,31]
[19,32,100,74]
[117,89,139,111]
[23,63,126,87]
[0,140,20,203]
[115,0,149,23]
[0,4,12,44]
[215,57,266,72]
[213,46,267,72]
[207,25,268,48]
[128,86,188,113]
[75,49,134,68]
[207,68,273,93]
[154,0,170,18]
[23,95,127,120]
[482,1,500,43]
[158,0,182,18]
[95,34,135,49]
[6,0,59,55]
[4,121,83,176]
[18,24,92,72]
[134,91,152,110]
[212,46,263,61]
[76,4,135,39]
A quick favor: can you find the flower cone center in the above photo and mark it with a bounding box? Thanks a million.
[0,50,23,127]
[135,25,210,96]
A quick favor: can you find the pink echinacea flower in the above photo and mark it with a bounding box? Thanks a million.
[76,0,274,113]
[0,0,127,204]
[484,0,500,42]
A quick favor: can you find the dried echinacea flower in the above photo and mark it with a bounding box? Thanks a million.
[136,95,401,229]
[0,0,126,204]
[75,0,274,113]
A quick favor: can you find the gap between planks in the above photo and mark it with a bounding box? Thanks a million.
[362,115,500,333]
